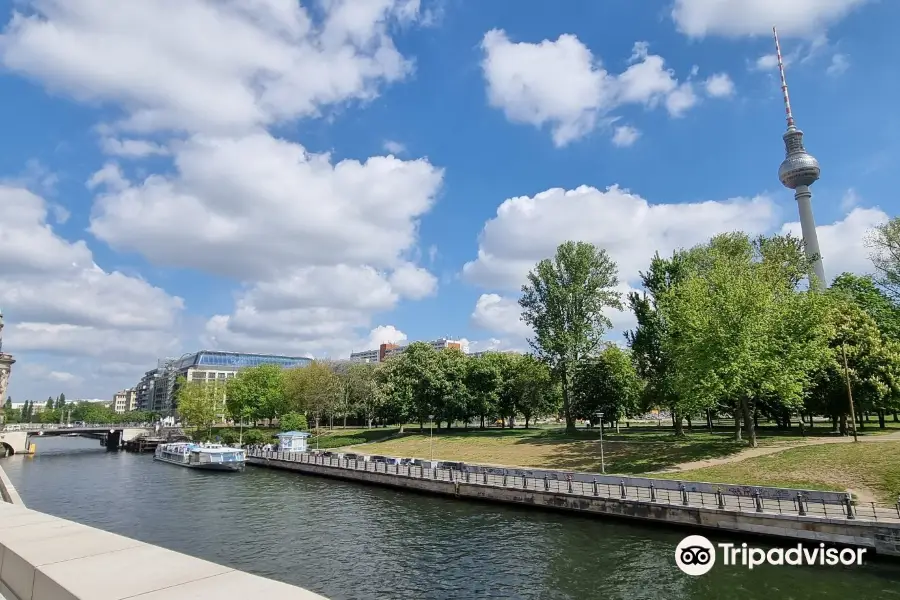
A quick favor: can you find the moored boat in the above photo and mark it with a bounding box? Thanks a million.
[153,442,245,471]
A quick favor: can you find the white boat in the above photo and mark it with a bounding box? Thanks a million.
[153,442,245,472]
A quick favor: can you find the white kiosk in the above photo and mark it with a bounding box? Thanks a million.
[277,431,311,452]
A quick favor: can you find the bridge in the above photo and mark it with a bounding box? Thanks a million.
[0,426,164,456]
[0,464,329,600]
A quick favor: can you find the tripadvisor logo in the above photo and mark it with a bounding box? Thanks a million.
[675,535,867,576]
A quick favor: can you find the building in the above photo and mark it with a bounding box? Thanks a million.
[112,388,138,413]
[136,351,312,418]
[349,338,464,363]
[773,27,825,288]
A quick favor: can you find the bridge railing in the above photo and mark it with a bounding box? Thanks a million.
[248,449,900,524]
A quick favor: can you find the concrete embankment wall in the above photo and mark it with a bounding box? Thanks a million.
[0,464,329,600]
[249,455,900,558]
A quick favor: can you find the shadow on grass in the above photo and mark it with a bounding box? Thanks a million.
[313,428,400,449]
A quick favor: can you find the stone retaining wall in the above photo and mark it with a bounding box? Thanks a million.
[250,454,900,558]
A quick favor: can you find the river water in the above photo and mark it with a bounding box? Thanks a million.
[3,437,900,600]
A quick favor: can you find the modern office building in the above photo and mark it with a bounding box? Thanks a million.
[349,338,464,362]
[136,351,312,418]
[112,388,138,413]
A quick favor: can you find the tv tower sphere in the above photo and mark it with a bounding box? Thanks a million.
[773,27,826,288]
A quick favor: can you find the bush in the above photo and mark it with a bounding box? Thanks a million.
[242,429,269,445]
[279,412,308,432]
[219,430,238,445]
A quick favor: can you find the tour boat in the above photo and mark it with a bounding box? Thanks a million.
[153,442,245,472]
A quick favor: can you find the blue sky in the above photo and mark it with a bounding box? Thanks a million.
[1,0,897,401]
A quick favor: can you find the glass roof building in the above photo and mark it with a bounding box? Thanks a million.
[169,351,312,371]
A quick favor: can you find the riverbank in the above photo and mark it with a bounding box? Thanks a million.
[247,450,900,557]
[342,427,900,504]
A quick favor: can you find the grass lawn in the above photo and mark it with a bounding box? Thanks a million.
[653,442,900,504]
[342,426,752,474]
[308,428,400,449]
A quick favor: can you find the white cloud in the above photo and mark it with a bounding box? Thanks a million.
[383,140,407,154]
[780,206,887,282]
[0,186,184,399]
[672,0,872,38]
[612,125,641,147]
[753,54,781,71]
[463,185,780,291]
[840,188,860,212]
[826,53,850,76]
[0,0,426,135]
[100,137,169,158]
[1,0,445,375]
[480,31,715,146]
[703,73,735,97]
[88,134,443,280]
[471,294,531,338]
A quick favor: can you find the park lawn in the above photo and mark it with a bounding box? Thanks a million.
[653,442,900,504]
[343,427,749,474]
[309,427,400,449]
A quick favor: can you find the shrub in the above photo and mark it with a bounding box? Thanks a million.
[242,429,268,445]
[219,430,238,445]
[279,412,308,432]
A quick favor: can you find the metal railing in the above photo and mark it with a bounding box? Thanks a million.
[248,450,900,524]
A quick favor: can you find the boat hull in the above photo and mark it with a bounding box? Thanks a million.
[153,455,245,472]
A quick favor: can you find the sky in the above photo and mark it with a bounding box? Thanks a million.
[1,0,898,402]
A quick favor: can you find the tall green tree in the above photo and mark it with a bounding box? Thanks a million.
[572,344,642,429]
[175,377,218,433]
[465,353,504,428]
[227,363,287,423]
[4,397,11,410]
[57,393,66,409]
[866,217,900,302]
[45,397,54,410]
[831,272,900,339]
[283,361,340,428]
[661,233,831,447]
[434,348,469,428]
[394,342,443,429]
[520,241,623,433]
[626,251,690,434]
[511,354,556,428]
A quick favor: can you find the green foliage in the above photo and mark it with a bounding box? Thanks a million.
[660,233,832,446]
[226,363,287,422]
[519,241,623,432]
[70,401,116,424]
[831,272,900,339]
[219,429,238,445]
[175,377,218,431]
[242,429,270,445]
[279,411,308,432]
[866,216,900,302]
[572,344,642,423]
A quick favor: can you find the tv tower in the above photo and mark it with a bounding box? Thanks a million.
[773,27,826,289]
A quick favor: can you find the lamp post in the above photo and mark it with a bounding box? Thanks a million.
[429,414,434,461]
[841,344,859,442]
[595,411,605,474]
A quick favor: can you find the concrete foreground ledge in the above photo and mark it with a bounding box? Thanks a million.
[0,500,329,600]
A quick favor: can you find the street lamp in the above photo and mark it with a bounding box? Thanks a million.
[429,414,434,461]
[595,411,605,474]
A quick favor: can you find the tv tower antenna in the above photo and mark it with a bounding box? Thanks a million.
[773,26,826,289]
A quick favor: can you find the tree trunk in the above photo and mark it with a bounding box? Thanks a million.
[561,369,576,434]
[343,414,347,428]
[480,414,485,429]
[858,411,865,430]
[878,409,886,429]
[673,411,684,437]
[831,414,838,432]
[753,410,759,429]
[741,397,757,448]
[706,409,713,432]
[525,416,530,429]
[734,411,742,442]
[615,420,620,434]
[807,412,814,428]
[686,415,692,432]
[839,414,848,436]
[894,412,899,422]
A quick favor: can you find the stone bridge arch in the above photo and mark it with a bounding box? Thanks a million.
[1,441,14,457]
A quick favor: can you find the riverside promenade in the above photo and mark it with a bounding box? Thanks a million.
[0,465,329,600]
[248,449,900,557]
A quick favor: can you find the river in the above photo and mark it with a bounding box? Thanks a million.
[3,437,900,599]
